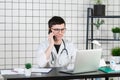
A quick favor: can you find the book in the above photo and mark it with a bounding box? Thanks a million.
[98,66,120,73]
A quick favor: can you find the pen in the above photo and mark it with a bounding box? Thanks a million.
[12,70,18,73]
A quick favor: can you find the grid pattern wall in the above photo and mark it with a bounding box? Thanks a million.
[0,0,86,69]
[0,0,120,69]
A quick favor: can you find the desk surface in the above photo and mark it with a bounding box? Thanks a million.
[2,68,120,80]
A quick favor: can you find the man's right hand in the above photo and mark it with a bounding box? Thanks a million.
[48,32,55,47]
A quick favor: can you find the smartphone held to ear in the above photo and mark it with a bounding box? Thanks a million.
[53,36,56,41]
[49,30,56,41]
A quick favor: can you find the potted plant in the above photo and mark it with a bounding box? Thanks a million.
[93,0,105,16]
[111,47,120,64]
[111,27,120,39]
[93,18,105,30]
[25,63,32,77]
[93,18,105,38]
[111,47,120,56]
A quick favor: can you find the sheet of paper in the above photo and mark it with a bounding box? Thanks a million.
[31,68,52,73]
[1,70,24,75]
[0,68,52,75]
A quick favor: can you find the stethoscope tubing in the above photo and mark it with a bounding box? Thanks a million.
[51,39,68,64]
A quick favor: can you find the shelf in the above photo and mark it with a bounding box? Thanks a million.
[86,8,120,49]
[88,39,120,41]
[88,16,120,18]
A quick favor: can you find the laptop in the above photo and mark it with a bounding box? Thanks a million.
[59,49,102,74]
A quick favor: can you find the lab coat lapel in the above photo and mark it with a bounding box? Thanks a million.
[51,41,64,57]
[52,46,59,59]
[58,41,64,56]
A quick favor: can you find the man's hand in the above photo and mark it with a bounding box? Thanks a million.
[48,32,55,47]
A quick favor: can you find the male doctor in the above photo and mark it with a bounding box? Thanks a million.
[36,16,77,69]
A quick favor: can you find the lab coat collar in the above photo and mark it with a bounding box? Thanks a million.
[58,41,64,55]
[52,41,64,57]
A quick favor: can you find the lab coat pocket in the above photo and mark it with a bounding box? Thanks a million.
[58,54,70,67]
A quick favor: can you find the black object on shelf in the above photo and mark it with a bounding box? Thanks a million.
[94,5,105,16]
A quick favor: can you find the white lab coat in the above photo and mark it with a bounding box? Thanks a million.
[36,39,77,69]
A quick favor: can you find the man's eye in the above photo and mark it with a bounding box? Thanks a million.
[54,29,59,31]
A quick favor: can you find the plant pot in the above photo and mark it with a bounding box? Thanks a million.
[94,28,100,38]
[94,5,105,16]
[25,69,31,77]
[111,56,120,64]
[113,33,119,39]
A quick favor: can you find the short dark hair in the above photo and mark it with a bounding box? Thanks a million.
[48,16,66,34]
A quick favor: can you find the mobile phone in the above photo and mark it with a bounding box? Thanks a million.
[53,36,56,41]
[49,30,56,41]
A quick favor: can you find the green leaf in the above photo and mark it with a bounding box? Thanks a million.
[25,63,32,69]
[93,19,105,29]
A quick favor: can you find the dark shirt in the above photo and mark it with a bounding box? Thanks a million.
[54,44,61,53]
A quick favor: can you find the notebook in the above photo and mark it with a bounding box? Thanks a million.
[60,49,102,74]
[98,66,120,73]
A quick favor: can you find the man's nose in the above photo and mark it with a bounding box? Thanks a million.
[58,30,62,34]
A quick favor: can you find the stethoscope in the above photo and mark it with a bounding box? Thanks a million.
[51,39,69,65]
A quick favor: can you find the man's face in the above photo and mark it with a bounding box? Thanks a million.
[51,24,66,41]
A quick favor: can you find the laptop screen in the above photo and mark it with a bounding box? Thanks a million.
[73,49,102,73]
